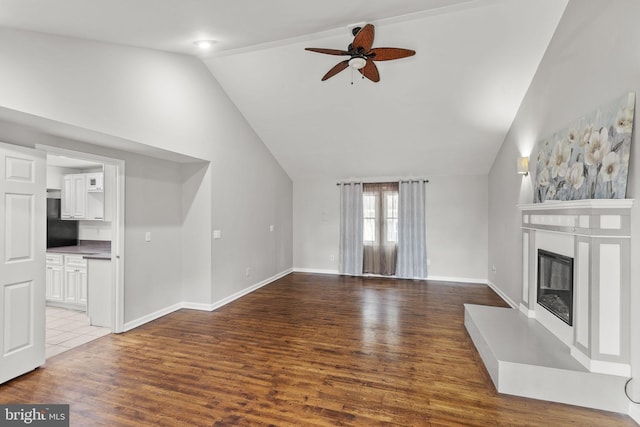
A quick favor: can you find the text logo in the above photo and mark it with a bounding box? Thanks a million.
[0,405,69,426]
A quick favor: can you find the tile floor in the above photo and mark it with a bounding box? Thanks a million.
[46,306,111,359]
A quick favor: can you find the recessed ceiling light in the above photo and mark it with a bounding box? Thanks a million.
[193,40,217,50]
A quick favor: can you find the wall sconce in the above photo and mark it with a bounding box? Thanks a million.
[517,156,529,176]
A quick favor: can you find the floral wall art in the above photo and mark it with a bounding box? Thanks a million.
[533,92,635,203]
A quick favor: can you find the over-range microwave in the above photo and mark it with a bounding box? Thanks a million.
[86,172,104,192]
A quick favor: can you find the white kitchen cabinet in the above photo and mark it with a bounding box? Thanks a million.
[45,254,64,302]
[64,255,87,306]
[46,252,87,310]
[64,267,87,305]
[86,192,104,221]
[61,172,105,220]
[61,174,87,219]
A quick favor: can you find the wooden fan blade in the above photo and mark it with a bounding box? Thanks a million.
[305,48,349,56]
[321,60,349,81]
[358,60,380,82]
[370,48,416,61]
[353,24,375,53]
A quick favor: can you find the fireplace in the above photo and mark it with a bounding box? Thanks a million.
[537,249,573,326]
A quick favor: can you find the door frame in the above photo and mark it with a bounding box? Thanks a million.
[38,144,125,333]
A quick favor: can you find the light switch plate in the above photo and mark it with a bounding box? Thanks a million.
[145,232,151,242]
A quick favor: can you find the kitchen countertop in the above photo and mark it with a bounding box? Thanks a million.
[47,240,111,260]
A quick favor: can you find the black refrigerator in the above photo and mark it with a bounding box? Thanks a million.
[47,198,78,248]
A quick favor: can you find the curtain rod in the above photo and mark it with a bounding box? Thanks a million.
[336,179,429,186]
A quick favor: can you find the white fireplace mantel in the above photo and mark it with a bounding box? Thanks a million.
[519,199,633,377]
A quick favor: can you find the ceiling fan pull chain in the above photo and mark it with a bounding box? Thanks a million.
[351,67,354,85]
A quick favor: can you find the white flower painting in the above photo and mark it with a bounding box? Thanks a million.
[533,92,635,202]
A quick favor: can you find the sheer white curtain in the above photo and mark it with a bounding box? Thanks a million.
[339,183,363,275]
[396,180,427,278]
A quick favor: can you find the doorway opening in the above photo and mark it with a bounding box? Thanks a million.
[40,145,125,358]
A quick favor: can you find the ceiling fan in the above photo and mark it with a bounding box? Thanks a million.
[305,24,415,83]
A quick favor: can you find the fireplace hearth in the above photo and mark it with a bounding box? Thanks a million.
[537,249,573,326]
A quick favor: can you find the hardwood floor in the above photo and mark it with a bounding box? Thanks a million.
[1,273,636,426]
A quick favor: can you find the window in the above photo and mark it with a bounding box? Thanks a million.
[385,192,398,243]
[362,182,399,276]
[363,190,398,244]
[363,193,377,243]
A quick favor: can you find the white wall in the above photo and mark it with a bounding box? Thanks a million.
[426,175,488,281]
[293,175,488,282]
[487,0,640,401]
[181,162,212,305]
[0,27,293,321]
[46,165,77,190]
[78,221,112,241]
[124,154,183,321]
[293,180,340,272]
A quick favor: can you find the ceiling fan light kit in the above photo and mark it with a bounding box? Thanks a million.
[305,24,415,83]
[348,57,367,70]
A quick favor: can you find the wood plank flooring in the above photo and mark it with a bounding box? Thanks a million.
[1,273,636,426]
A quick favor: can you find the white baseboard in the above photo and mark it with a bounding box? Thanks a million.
[123,303,182,332]
[293,268,340,275]
[486,280,518,309]
[123,268,293,331]
[181,302,215,311]
[206,268,293,311]
[426,275,488,285]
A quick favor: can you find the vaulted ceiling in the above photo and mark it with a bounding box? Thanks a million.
[0,0,568,180]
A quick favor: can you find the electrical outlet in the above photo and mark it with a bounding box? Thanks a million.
[427,258,431,266]
[145,232,151,242]
[245,267,252,277]
[330,254,335,261]
[269,225,274,232]
[213,230,221,239]
[492,265,497,273]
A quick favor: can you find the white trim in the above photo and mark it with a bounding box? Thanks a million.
[123,303,182,332]
[600,215,622,229]
[519,303,536,318]
[521,226,631,239]
[427,275,489,285]
[600,244,621,356]
[206,268,293,312]
[181,302,214,311]
[518,199,634,211]
[590,360,631,378]
[576,242,590,348]
[571,346,592,371]
[628,403,640,424]
[570,346,631,377]
[485,280,518,309]
[522,232,529,304]
[293,268,340,275]
[295,269,491,286]
[123,269,293,330]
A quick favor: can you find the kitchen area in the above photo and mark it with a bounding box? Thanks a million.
[45,154,114,358]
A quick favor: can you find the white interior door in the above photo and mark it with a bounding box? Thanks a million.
[0,142,45,384]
